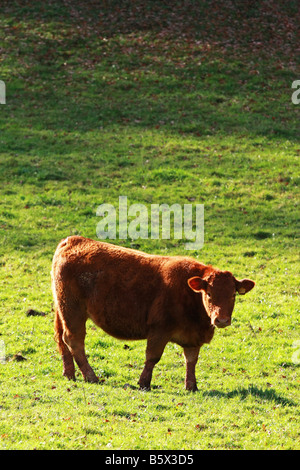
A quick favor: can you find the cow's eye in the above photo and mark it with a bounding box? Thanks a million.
[207,292,211,299]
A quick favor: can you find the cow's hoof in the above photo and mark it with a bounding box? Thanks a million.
[63,372,76,381]
[84,372,99,383]
[185,383,198,392]
[138,382,151,391]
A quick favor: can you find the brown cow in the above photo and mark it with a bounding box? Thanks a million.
[52,236,255,391]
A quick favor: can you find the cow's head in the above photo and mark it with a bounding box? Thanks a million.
[187,271,255,328]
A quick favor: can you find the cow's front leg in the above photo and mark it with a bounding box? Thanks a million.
[138,335,168,391]
[183,345,201,392]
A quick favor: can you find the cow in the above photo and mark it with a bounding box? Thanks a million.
[52,236,255,391]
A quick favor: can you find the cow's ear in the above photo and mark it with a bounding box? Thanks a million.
[187,276,208,293]
[235,278,255,295]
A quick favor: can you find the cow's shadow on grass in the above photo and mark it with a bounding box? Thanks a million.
[203,385,296,407]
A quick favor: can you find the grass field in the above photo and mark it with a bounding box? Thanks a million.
[0,0,299,450]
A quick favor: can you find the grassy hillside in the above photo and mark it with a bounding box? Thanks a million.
[0,0,299,450]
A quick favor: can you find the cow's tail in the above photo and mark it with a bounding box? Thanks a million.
[54,308,64,354]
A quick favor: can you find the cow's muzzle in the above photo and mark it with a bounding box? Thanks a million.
[213,317,231,328]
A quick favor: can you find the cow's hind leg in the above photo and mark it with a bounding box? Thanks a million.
[54,308,75,380]
[62,321,99,384]
[54,294,98,383]
[138,334,168,390]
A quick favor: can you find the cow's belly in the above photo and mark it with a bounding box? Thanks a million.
[87,303,148,341]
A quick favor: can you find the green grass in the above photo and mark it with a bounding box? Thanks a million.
[0,0,299,450]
